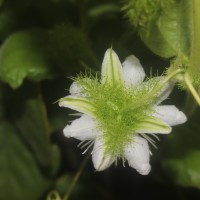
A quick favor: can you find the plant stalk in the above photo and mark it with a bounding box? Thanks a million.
[190,0,200,73]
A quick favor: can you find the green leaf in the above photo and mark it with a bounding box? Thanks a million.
[0,121,51,200]
[123,0,191,58]
[0,29,56,88]
[0,83,3,120]
[47,23,99,72]
[162,109,200,188]
[7,82,60,175]
[88,3,119,17]
[0,0,4,7]
[0,9,20,39]
[49,144,61,176]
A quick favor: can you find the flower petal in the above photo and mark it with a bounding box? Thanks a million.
[122,55,145,87]
[63,114,97,140]
[145,76,174,104]
[152,105,187,126]
[101,48,123,86]
[92,138,114,171]
[124,135,151,175]
[69,78,93,96]
[136,116,172,134]
[69,81,82,95]
[59,95,96,117]
[157,81,174,104]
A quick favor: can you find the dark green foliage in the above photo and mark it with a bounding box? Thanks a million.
[0,84,3,120]
[0,29,56,88]
[47,23,97,72]
[162,109,200,188]
[123,0,192,58]
[6,83,61,174]
[0,121,51,200]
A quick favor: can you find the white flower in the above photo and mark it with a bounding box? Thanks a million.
[59,49,187,175]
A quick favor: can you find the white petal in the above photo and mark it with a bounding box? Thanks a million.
[148,76,174,104]
[92,138,114,171]
[69,78,93,96]
[63,114,97,140]
[152,105,187,126]
[158,83,174,104]
[124,135,151,175]
[122,55,145,87]
[69,81,82,95]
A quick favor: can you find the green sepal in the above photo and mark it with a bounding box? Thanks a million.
[136,116,171,134]
[59,95,96,117]
[101,48,124,86]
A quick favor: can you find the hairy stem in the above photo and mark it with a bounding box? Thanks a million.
[151,69,184,97]
[184,73,200,105]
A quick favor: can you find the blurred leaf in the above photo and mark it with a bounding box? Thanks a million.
[0,0,4,6]
[0,121,51,200]
[0,0,69,39]
[8,83,61,175]
[50,144,61,176]
[54,173,111,200]
[55,174,82,198]
[0,7,38,40]
[0,29,56,88]
[88,3,119,17]
[47,23,99,72]
[6,0,77,27]
[123,0,191,58]
[49,111,69,133]
[0,84,3,120]
[0,9,20,39]
[162,109,200,188]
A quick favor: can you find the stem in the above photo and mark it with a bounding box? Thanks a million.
[182,0,200,108]
[124,69,184,111]
[150,69,184,97]
[142,69,184,105]
[63,153,90,200]
[183,93,197,117]
[47,190,61,200]
[184,73,200,105]
[190,0,200,73]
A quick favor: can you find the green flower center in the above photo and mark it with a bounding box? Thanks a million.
[75,75,159,159]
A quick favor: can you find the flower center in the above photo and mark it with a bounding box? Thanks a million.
[75,75,158,159]
[93,85,154,158]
